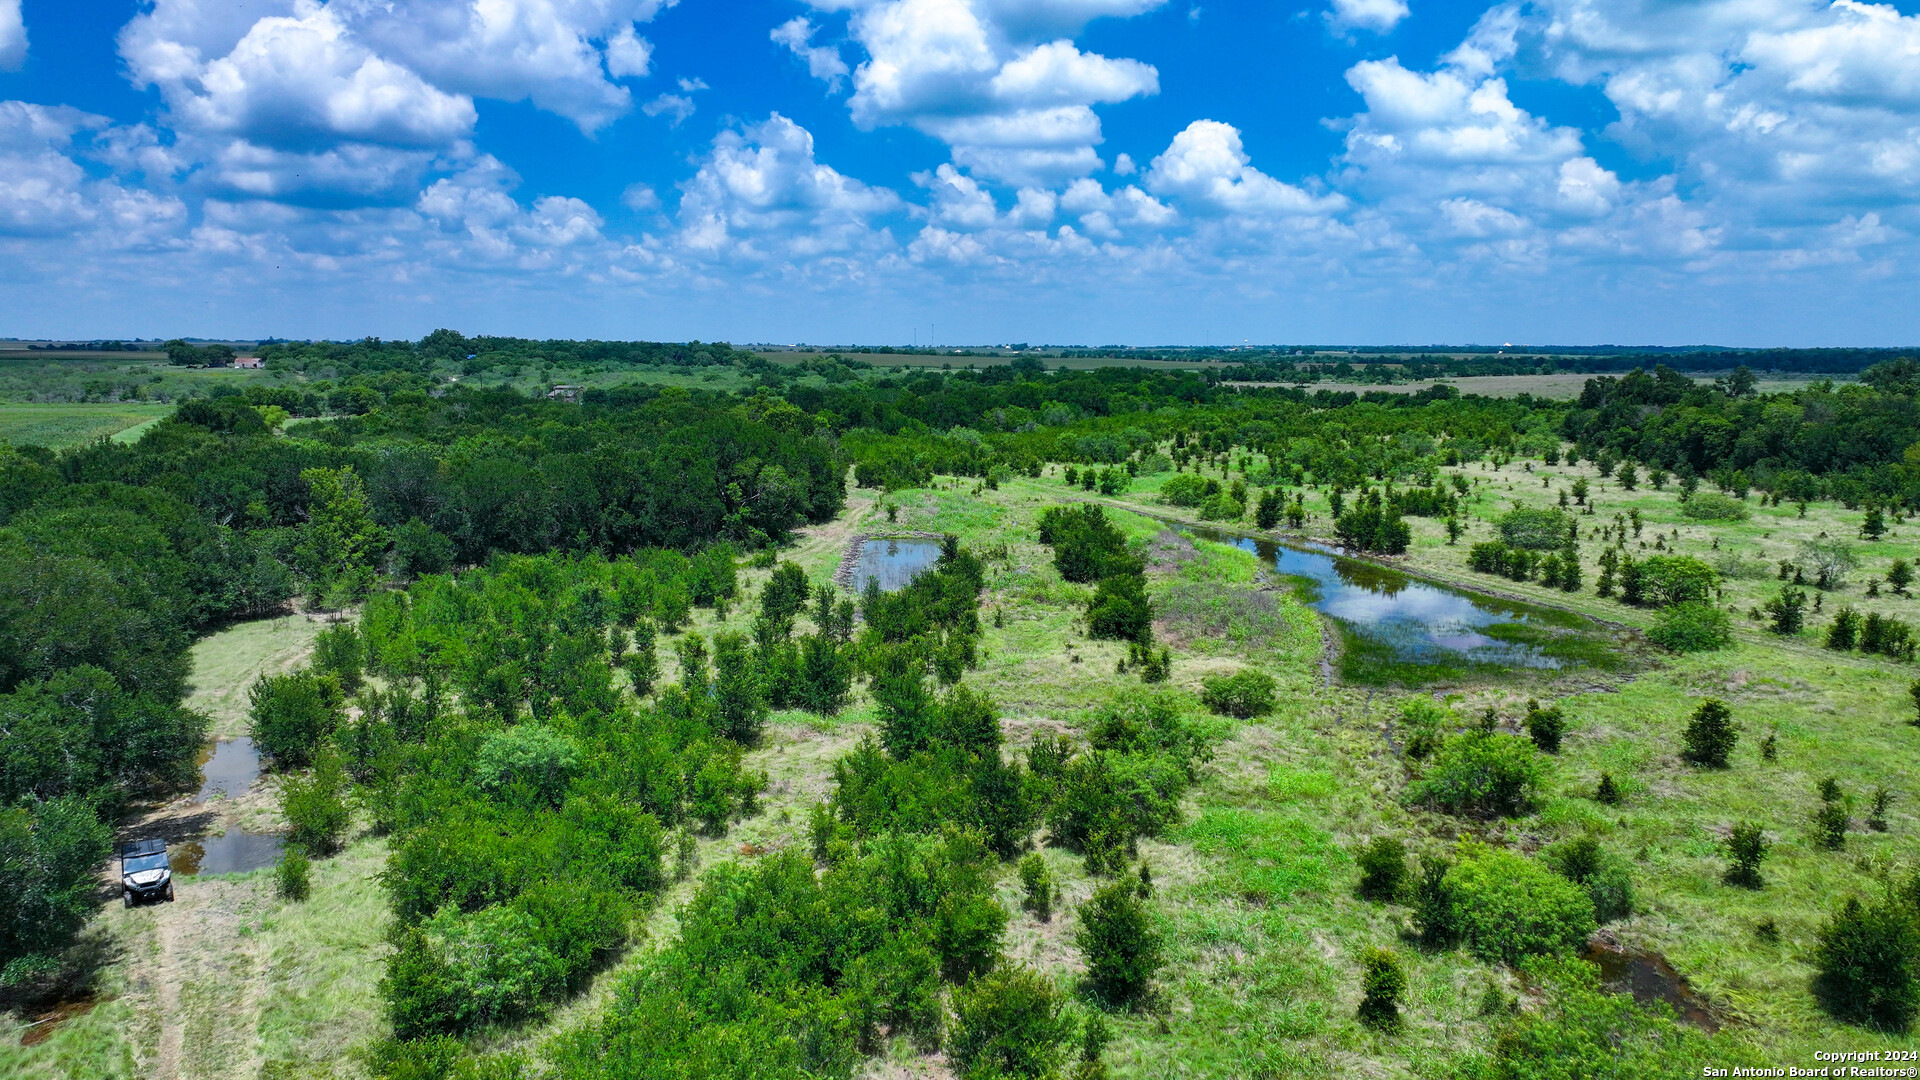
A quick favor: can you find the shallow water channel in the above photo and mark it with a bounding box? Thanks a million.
[176,736,283,876]
[850,537,944,592]
[1180,525,1619,683]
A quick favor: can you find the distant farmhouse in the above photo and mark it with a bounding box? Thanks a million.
[234,356,264,369]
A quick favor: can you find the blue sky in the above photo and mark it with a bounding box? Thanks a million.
[1,0,1917,345]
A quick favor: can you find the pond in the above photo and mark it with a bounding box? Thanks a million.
[1181,525,1622,684]
[172,830,284,877]
[195,737,262,801]
[1581,941,1720,1031]
[174,735,283,876]
[849,537,944,593]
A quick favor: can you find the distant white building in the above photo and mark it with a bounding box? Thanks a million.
[547,384,582,402]
[234,356,264,369]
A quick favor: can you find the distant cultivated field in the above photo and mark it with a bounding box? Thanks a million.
[1239,373,1845,400]
[756,349,1210,370]
[0,403,173,448]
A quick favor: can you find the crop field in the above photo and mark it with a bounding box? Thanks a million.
[0,403,175,448]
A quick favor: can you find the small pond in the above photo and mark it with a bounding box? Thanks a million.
[850,537,944,593]
[195,737,262,801]
[1182,525,1621,684]
[174,735,283,876]
[172,830,284,877]
[1582,942,1720,1031]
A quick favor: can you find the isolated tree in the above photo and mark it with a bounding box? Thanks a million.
[1682,699,1738,768]
[1724,822,1768,888]
[1358,948,1407,1030]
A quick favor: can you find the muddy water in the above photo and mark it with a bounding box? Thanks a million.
[850,537,944,593]
[195,737,262,801]
[18,997,95,1047]
[173,736,283,876]
[1581,942,1721,1031]
[172,830,284,876]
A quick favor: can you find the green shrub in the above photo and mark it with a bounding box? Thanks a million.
[1681,699,1738,768]
[1199,669,1277,719]
[474,725,580,809]
[1498,508,1573,550]
[1594,772,1621,805]
[1814,895,1920,1030]
[1724,821,1768,888]
[949,964,1077,1080]
[1406,733,1544,817]
[1198,494,1245,522]
[275,848,312,901]
[1648,602,1733,653]
[1019,853,1055,922]
[1636,555,1719,606]
[1412,855,1458,947]
[0,797,111,967]
[1047,749,1193,873]
[1335,498,1411,555]
[281,749,352,856]
[1815,795,1851,851]
[1076,870,1163,1008]
[1683,493,1750,521]
[1399,698,1449,761]
[759,561,811,624]
[1543,836,1633,924]
[1356,836,1408,902]
[310,623,365,695]
[1523,700,1567,754]
[711,632,768,745]
[1086,573,1153,644]
[1446,848,1596,964]
[1158,474,1212,508]
[384,903,569,1037]
[1358,948,1406,1030]
[390,518,455,578]
[249,670,344,769]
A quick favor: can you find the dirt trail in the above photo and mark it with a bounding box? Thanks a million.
[121,873,266,1080]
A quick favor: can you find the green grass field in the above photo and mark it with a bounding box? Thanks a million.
[0,403,174,448]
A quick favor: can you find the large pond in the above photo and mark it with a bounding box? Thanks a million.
[850,537,944,593]
[1182,525,1622,684]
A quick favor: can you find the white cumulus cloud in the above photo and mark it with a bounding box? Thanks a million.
[0,0,26,71]
[675,113,902,261]
[1147,120,1344,216]
[1326,0,1409,35]
[174,7,477,149]
[797,0,1164,185]
[772,17,850,88]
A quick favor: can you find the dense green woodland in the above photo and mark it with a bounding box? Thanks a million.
[7,332,1920,1075]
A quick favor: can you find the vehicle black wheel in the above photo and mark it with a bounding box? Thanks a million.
[165,883,175,902]
[124,891,133,909]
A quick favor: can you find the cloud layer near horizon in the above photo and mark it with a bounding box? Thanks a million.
[2,0,1918,344]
